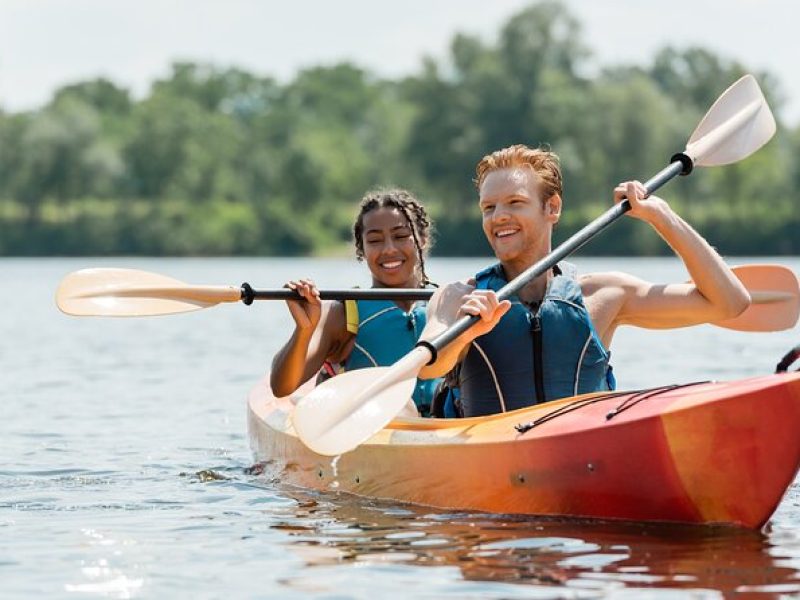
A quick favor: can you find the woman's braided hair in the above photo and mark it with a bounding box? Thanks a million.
[353,189,434,287]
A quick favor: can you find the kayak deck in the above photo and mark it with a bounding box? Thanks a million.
[248,372,800,528]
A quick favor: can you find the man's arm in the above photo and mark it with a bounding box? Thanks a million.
[584,181,750,342]
[418,280,511,379]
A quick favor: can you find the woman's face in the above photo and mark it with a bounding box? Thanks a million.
[360,206,421,288]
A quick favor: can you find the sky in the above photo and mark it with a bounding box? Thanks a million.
[1,0,798,123]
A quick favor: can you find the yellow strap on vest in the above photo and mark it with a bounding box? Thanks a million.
[344,300,359,334]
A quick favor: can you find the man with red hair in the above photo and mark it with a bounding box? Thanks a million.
[420,144,749,417]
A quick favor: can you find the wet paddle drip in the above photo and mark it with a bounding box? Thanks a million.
[514,382,710,434]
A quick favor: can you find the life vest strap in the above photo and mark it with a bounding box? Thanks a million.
[344,299,359,334]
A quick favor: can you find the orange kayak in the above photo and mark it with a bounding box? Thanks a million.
[247,372,800,528]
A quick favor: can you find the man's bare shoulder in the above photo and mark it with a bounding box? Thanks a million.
[578,271,644,297]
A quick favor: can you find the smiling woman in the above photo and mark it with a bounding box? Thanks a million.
[268,189,443,416]
[354,190,434,289]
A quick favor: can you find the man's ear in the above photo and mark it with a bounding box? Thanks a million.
[547,194,562,223]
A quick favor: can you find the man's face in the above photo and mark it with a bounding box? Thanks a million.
[478,167,560,265]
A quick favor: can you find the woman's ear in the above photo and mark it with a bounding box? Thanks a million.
[419,233,428,252]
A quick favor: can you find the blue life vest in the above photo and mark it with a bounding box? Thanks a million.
[344,299,440,416]
[457,262,615,417]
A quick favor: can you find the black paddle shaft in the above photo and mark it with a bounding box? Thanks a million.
[239,284,433,304]
[418,155,692,362]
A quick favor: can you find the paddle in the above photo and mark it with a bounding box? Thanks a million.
[55,267,432,317]
[291,74,778,456]
[713,264,799,332]
[56,265,799,333]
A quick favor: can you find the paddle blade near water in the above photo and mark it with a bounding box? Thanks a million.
[716,264,800,332]
[56,268,241,317]
[292,347,431,456]
[686,74,776,167]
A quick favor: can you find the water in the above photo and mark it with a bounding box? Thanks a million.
[3,256,800,599]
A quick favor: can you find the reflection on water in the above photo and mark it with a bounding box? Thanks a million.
[261,480,800,598]
[3,257,800,598]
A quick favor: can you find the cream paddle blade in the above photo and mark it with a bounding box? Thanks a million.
[291,347,429,456]
[686,74,776,167]
[292,74,777,457]
[56,268,241,317]
[717,264,799,332]
[56,268,439,317]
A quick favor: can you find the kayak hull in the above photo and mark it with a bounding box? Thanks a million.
[247,373,800,528]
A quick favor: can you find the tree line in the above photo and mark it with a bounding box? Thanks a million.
[1,1,797,257]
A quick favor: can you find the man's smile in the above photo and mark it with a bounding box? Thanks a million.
[494,227,520,239]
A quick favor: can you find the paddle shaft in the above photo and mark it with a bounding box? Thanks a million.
[240,285,432,303]
[239,269,793,303]
[242,158,686,308]
[422,158,688,355]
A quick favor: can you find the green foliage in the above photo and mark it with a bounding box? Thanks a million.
[0,1,797,256]
[53,78,132,116]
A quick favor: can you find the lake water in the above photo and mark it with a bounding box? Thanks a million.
[3,256,800,599]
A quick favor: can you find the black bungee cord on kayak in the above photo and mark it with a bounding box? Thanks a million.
[603,381,709,420]
[517,347,800,435]
[514,391,634,434]
[514,382,710,434]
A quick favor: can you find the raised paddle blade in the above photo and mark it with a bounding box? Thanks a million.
[716,264,800,332]
[56,268,241,317]
[292,347,429,456]
[686,74,776,167]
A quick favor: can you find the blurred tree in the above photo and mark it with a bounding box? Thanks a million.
[403,1,590,211]
[123,93,244,202]
[151,62,278,114]
[52,78,132,115]
[650,47,748,110]
[4,98,123,225]
[0,1,796,256]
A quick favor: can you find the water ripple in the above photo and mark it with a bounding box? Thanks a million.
[5,256,800,598]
